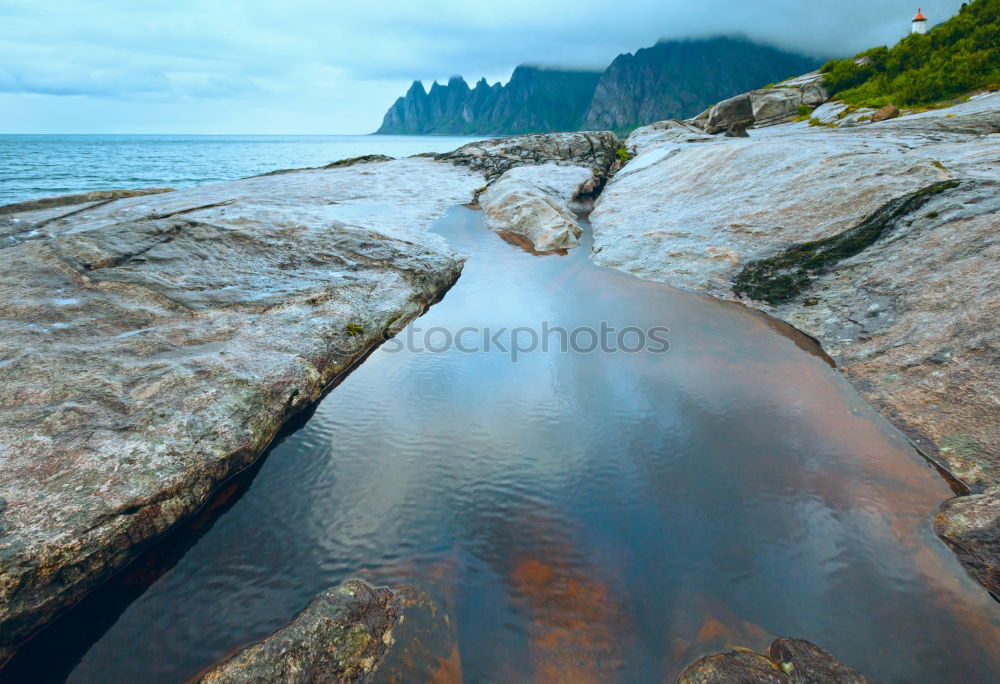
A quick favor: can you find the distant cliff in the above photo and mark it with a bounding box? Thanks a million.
[376,67,601,135]
[376,37,823,135]
[583,37,822,131]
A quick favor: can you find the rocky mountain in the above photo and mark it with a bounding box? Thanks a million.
[375,67,602,135]
[583,37,822,131]
[376,37,822,135]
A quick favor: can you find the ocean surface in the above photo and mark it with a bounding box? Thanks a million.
[0,134,485,206]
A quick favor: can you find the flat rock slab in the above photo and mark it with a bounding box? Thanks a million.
[0,157,483,660]
[480,164,596,252]
[197,580,459,683]
[676,637,867,683]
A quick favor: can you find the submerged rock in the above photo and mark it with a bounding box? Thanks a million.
[480,164,595,252]
[437,131,620,181]
[0,158,482,662]
[676,637,867,683]
[197,581,460,683]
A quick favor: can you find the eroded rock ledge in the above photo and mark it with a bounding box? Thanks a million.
[0,157,482,662]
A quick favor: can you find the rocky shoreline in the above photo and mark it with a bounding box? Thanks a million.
[0,75,997,680]
[591,87,1000,599]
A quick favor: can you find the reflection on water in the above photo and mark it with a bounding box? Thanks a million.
[34,208,1000,682]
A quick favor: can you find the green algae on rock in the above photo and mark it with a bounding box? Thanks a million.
[676,637,867,684]
[196,581,460,684]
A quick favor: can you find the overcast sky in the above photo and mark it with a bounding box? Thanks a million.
[0,0,967,134]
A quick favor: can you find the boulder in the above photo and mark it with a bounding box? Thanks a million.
[676,638,867,684]
[691,70,830,132]
[437,131,620,181]
[776,70,830,105]
[749,89,803,127]
[724,123,749,137]
[0,157,483,662]
[480,164,595,252]
[197,581,460,683]
[703,93,754,134]
[872,104,900,122]
[935,487,1000,598]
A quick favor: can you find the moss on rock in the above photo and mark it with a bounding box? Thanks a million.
[733,180,960,304]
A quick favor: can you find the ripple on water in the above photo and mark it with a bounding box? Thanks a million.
[9,207,998,684]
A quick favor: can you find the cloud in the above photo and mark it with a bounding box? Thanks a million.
[0,0,970,133]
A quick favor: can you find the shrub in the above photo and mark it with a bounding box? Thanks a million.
[821,0,1000,106]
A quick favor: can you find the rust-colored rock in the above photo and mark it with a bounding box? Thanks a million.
[676,649,785,684]
[872,104,900,122]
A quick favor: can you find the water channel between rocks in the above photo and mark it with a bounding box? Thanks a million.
[11,206,1000,683]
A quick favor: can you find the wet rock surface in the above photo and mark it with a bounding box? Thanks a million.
[0,188,174,216]
[676,637,867,684]
[480,164,595,252]
[936,487,1000,598]
[437,131,620,181]
[592,92,1000,593]
[0,158,482,661]
[197,580,460,683]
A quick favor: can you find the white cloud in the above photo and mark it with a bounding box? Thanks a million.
[0,0,970,133]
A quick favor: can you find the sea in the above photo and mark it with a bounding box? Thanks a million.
[0,134,485,206]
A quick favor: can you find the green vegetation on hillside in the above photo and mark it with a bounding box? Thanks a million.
[821,0,999,106]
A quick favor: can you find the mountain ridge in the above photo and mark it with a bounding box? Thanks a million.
[376,36,823,135]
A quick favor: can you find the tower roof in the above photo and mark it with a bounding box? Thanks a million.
[913,8,927,21]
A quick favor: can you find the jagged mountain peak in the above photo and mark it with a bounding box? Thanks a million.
[377,36,823,135]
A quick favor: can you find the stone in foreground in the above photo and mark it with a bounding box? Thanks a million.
[480,164,596,252]
[197,580,460,683]
[935,487,1000,598]
[676,637,866,683]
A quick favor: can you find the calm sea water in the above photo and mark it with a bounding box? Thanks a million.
[7,210,999,683]
[0,134,484,205]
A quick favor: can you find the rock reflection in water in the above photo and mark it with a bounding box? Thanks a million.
[36,206,1000,684]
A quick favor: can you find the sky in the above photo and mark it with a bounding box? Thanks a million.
[0,0,969,134]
